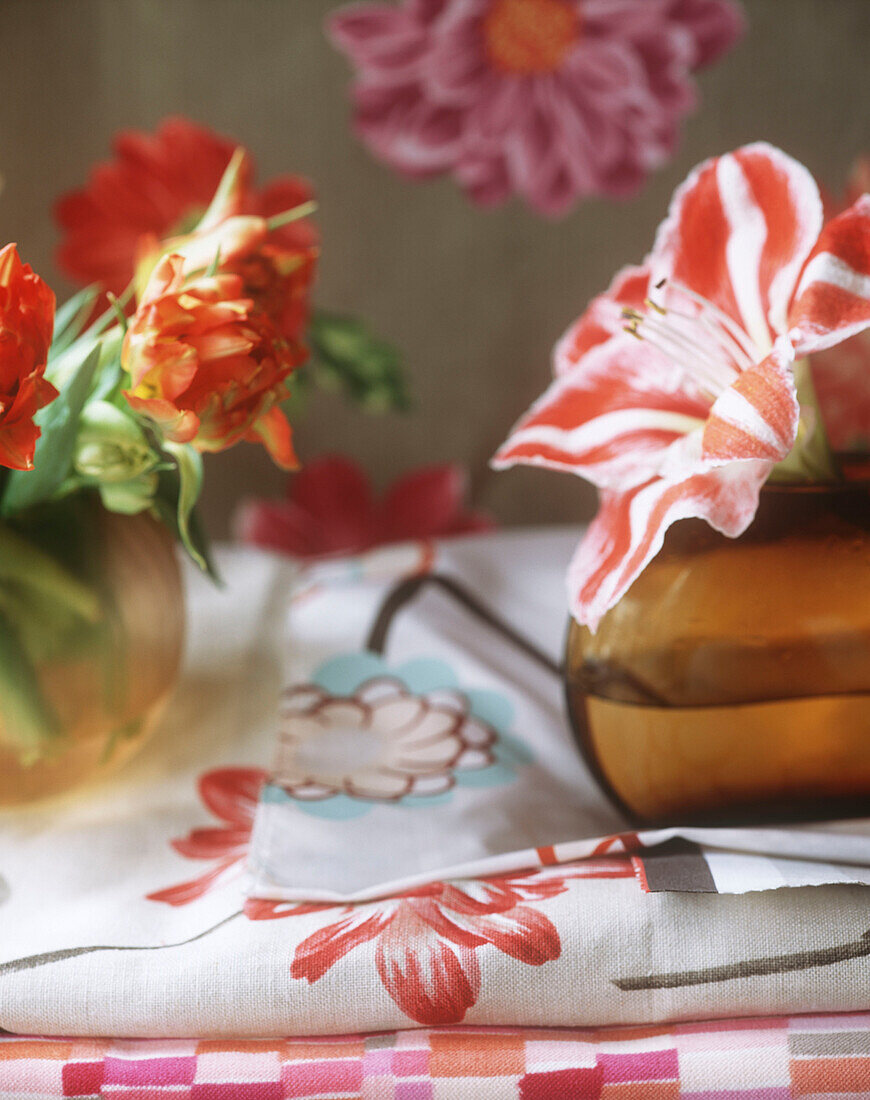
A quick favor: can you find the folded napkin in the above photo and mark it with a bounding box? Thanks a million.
[2,531,870,1039]
[246,532,870,902]
[4,1014,870,1098]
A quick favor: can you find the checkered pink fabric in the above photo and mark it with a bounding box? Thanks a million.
[2,1014,870,1098]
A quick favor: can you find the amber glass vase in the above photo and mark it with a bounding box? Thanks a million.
[0,496,184,807]
[565,464,870,825]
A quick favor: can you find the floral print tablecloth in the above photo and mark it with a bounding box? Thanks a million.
[2,531,870,1040]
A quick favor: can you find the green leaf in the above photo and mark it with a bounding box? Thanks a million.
[91,355,124,403]
[186,504,220,583]
[152,463,219,582]
[0,610,61,759]
[308,311,410,413]
[163,442,207,572]
[49,286,100,360]
[1,341,102,516]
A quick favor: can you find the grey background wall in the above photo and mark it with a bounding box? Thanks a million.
[2,0,869,535]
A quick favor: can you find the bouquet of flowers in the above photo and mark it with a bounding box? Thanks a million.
[0,122,404,779]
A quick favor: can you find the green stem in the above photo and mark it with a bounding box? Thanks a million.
[770,358,840,484]
[84,280,135,340]
[0,527,102,623]
[198,147,247,229]
[0,609,60,758]
[266,200,317,231]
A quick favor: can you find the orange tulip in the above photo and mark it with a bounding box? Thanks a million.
[134,148,317,350]
[122,254,300,468]
[0,244,58,470]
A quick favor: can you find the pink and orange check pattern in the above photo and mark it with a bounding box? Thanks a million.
[3,1014,870,1099]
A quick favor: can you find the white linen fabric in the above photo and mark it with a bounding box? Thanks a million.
[0,531,869,1038]
[247,532,870,902]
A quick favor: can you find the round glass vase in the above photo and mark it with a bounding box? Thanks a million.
[0,496,184,807]
[565,465,870,826]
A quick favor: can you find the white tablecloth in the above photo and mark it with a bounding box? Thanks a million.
[1,531,869,1038]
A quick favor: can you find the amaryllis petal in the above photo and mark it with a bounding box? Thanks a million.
[553,264,652,377]
[493,336,707,490]
[568,462,769,630]
[702,343,799,464]
[651,142,823,349]
[375,913,482,1024]
[811,330,870,450]
[788,194,870,355]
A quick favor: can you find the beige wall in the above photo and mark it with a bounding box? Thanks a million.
[3,0,869,535]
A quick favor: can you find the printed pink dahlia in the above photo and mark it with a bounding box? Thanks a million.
[494,143,870,629]
[328,0,745,215]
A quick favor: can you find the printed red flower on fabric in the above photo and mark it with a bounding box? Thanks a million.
[147,767,267,906]
[236,454,494,559]
[55,116,317,306]
[149,766,635,1023]
[494,143,870,628]
[245,860,633,1025]
[329,0,744,215]
[0,244,58,470]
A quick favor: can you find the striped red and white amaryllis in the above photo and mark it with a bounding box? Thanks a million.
[493,142,870,629]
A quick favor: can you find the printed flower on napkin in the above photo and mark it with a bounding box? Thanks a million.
[265,653,530,820]
[275,676,496,803]
[246,862,629,1026]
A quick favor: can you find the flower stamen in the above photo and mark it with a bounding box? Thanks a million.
[665,279,760,365]
[621,279,766,402]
